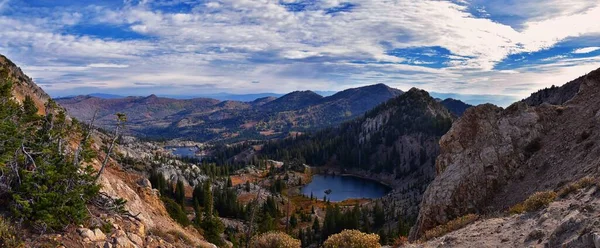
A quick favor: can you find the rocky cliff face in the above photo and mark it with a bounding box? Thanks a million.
[411,67,600,240]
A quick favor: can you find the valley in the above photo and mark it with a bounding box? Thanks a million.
[2,51,600,248]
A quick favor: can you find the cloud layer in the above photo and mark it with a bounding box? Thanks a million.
[1,0,600,105]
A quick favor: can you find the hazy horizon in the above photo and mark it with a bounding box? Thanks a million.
[51,85,519,106]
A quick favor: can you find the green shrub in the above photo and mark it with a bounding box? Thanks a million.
[200,216,225,247]
[523,191,556,212]
[0,217,22,247]
[166,230,194,246]
[422,214,479,241]
[0,80,100,231]
[323,229,381,248]
[558,177,596,198]
[508,203,525,215]
[249,231,301,248]
[509,191,557,215]
[162,197,190,226]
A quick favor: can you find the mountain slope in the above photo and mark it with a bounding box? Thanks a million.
[411,67,600,241]
[0,54,214,247]
[1,55,51,114]
[262,88,454,218]
[57,84,403,141]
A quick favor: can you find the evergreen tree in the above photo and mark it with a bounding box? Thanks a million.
[0,76,100,231]
[373,202,385,229]
[175,180,185,207]
[203,182,213,216]
[290,214,298,229]
[192,181,204,207]
[245,180,251,192]
[312,218,321,243]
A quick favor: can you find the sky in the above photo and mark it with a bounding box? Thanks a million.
[1,0,600,106]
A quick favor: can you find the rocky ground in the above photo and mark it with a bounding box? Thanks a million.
[406,181,600,248]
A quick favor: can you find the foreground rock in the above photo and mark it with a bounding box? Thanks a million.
[406,184,600,247]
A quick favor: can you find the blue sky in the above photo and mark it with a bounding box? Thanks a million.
[1,0,600,106]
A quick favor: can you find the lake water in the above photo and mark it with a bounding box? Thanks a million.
[166,146,199,158]
[300,174,391,202]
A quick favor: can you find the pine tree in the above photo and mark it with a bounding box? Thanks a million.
[192,181,204,207]
[290,214,298,228]
[312,218,321,243]
[175,180,185,207]
[203,182,213,216]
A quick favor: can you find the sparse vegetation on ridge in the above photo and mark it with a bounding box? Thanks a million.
[422,214,479,241]
[509,191,557,215]
[557,177,596,198]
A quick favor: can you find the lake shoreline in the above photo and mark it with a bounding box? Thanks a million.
[300,173,391,202]
[306,166,396,188]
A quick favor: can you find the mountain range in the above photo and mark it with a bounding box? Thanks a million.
[57,83,471,142]
[4,51,600,247]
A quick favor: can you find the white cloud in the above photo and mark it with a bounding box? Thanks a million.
[573,47,600,54]
[2,0,600,105]
[88,63,130,68]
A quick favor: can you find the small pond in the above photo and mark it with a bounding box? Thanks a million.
[300,174,391,202]
[166,146,200,158]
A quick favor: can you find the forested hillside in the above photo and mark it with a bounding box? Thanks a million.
[262,88,453,174]
[260,88,455,221]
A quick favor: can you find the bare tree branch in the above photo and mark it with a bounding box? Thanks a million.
[74,109,97,167]
[21,143,37,171]
[95,125,118,182]
[95,113,126,182]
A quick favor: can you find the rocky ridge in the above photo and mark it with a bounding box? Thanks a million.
[411,67,600,241]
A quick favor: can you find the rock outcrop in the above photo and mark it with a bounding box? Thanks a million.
[406,183,600,247]
[411,67,600,240]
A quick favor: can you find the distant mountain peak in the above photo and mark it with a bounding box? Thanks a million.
[440,98,473,117]
[262,90,324,112]
[285,90,322,97]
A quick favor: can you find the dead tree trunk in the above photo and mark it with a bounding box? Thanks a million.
[94,113,126,182]
[95,125,119,182]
